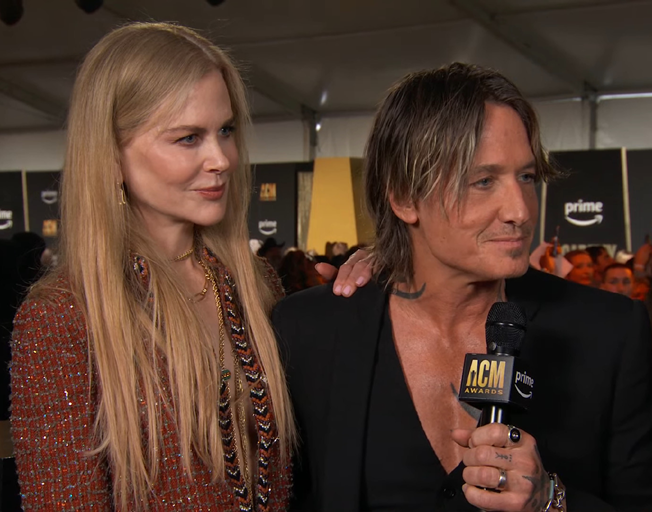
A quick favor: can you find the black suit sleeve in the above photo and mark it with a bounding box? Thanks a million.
[565,300,652,512]
[272,295,319,512]
[604,299,652,511]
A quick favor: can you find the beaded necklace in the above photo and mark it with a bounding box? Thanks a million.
[132,250,280,511]
[198,257,252,504]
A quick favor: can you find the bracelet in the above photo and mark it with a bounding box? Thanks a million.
[542,473,566,511]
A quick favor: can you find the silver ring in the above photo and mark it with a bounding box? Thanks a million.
[496,468,508,492]
[507,424,521,444]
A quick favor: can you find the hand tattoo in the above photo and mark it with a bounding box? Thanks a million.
[521,445,548,511]
[495,452,512,463]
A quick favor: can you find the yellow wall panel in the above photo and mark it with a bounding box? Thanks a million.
[307,157,374,253]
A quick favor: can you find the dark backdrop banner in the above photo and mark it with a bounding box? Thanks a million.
[625,149,652,250]
[248,163,312,248]
[545,149,628,257]
[0,172,25,239]
[25,171,61,247]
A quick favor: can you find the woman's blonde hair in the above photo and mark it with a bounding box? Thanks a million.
[31,22,294,508]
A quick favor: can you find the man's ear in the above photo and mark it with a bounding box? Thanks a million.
[389,192,418,225]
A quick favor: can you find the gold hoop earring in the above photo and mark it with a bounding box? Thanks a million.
[118,182,127,206]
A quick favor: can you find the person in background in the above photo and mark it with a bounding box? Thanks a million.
[600,262,634,297]
[586,245,614,285]
[329,242,350,268]
[564,249,594,286]
[632,278,650,301]
[633,237,652,281]
[10,232,49,300]
[277,249,325,295]
[256,237,284,271]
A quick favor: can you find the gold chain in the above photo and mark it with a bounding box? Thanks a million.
[188,270,209,303]
[198,257,251,496]
[173,246,195,262]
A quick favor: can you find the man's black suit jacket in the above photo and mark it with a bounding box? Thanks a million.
[273,268,652,511]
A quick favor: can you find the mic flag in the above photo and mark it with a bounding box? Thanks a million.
[458,302,534,422]
[457,353,533,410]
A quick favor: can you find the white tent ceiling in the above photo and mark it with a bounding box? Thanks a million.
[1,0,651,133]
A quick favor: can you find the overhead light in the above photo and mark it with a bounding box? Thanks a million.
[206,0,226,5]
[598,92,652,102]
[0,0,23,26]
[75,0,103,13]
[315,122,322,132]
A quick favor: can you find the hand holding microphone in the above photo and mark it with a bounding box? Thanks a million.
[451,302,560,512]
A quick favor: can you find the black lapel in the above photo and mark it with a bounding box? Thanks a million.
[505,267,543,323]
[321,280,387,511]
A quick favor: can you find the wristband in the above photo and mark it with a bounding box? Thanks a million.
[542,473,566,511]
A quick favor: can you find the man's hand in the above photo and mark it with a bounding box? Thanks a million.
[315,249,372,297]
[452,424,551,512]
[539,244,555,273]
[633,241,652,277]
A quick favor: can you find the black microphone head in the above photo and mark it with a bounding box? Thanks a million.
[485,302,527,356]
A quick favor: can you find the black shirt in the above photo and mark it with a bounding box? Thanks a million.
[361,299,477,511]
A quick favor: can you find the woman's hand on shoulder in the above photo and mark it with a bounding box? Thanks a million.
[315,249,373,297]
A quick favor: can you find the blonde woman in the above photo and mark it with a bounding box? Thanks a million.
[11,22,303,510]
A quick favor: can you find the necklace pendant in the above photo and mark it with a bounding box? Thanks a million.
[222,369,232,381]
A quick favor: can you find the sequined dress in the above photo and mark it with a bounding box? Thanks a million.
[10,254,291,511]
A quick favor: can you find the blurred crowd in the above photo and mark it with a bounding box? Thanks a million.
[252,237,361,295]
[253,235,652,319]
[536,239,652,321]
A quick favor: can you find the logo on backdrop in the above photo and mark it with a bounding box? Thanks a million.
[259,183,277,202]
[564,199,604,227]
[0,210,13,230]
[258,219,278,236]
[41,190,58,205]
[42,219,58,237]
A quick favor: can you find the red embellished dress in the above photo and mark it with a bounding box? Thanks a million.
[10,253,291,511]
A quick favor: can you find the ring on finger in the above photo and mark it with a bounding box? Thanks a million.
[507,424,521,444]
[495,468,508,492]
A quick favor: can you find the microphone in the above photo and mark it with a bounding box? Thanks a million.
[458,302,534,425]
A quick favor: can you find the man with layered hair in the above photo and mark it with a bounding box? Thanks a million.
[274,63,652,512]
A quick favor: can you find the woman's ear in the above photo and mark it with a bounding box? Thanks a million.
[389,193,418,225]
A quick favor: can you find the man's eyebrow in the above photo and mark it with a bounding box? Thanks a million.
[469,160,537,174]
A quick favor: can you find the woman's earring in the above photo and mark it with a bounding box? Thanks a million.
[118,182,127,206]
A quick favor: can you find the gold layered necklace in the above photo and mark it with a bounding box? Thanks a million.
[173,246,194,262]
[172,246,209,303]
[189,267,210,303]
[197,257,252,497]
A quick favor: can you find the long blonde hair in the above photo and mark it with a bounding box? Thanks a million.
[31,22,295,508]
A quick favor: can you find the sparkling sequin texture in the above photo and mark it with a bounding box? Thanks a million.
[10,256,291,511]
